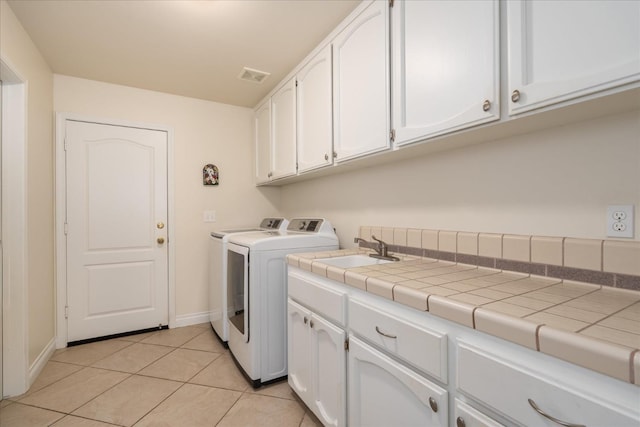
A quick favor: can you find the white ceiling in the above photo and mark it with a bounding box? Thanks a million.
[8,0,360,108]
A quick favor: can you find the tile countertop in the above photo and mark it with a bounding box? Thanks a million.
[286,249,640,385]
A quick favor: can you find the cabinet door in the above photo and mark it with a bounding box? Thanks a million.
[255,100,271,184]
[392,0,499,146]
[507,0,640,115]
[287,299,312,403]
[454,399,505,427]
[297,45,333,173]
[348,335,448,427]
[333,0,390,162]
[271,78,297,179]
[310,314,346,427]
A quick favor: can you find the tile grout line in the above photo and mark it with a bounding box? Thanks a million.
[129,379,189,426]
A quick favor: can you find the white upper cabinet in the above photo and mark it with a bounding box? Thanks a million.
[392,0,500,146]
[255,100,272,184]
[507,0,640,115]
[271,77,297,179]
[333,0,390,162]
[297,45,333,173]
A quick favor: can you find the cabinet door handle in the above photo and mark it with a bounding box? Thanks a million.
[482,99,491,112]
[309,319,314,328]
[303,317,308,324]
[324,153,329,161]
[511,89,521,103]
[375,326,397,339]
[456,417,466,427]
[528,399,585,427]
[428,397,438,413]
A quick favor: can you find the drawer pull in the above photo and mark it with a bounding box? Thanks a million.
[428,397,438,413]
[528,399,585,427]
[375,326,397,339]
[456,417,466,427]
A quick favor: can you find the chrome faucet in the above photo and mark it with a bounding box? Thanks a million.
[354,235,400,261]
[371,235,389,258]
[354,237,368,245]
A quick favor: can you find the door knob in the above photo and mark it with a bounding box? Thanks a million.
[157,222,165,229]
[157,237,165,244]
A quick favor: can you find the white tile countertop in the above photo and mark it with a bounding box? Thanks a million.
[286,248,640,385]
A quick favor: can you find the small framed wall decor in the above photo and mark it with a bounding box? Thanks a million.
[203,164,219,186]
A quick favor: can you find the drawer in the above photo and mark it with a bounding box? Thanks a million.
[454,399,505,427]
[288,271,347,326]
[349,297,448,383]
[457,343,640,426]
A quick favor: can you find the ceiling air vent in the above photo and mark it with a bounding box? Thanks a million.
[238,67,270,84]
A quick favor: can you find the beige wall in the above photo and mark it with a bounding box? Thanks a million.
[54,75,281,317]
[1,0,55,366]
[281,110,640,247]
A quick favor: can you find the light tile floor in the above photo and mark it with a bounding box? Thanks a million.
[0,324,321,427]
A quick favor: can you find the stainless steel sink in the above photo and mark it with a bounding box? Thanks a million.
[316,254,394,268]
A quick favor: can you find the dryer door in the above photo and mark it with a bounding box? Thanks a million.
[227,243,250,342]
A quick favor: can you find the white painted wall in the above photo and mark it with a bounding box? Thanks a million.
[281,110,640,247]
[1,0,55,367]
[54,75,281,318]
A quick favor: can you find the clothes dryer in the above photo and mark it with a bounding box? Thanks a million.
[226,218,339,386]
[208,217,288,344]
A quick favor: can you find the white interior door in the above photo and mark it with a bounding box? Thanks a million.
[65,120,168,343]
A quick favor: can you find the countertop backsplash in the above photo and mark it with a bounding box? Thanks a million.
[357,226,640,291]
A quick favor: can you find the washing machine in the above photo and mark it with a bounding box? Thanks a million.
[226,218,339,387]
[208,217,288,344]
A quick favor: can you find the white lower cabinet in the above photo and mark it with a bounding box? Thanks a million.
[288,298,346,427]
[348,335,448,427]
[454,400,505,427]
[457,342,640,427]
[288,299,312,403]
[287,266,640,427]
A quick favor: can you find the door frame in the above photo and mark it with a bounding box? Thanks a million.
[55,113,176,348]
[1,57,28,397]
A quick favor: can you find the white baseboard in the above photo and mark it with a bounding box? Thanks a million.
[28,337,57,387]
[174,311,210,328]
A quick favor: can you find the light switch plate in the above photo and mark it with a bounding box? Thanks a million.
[203,210,216,223]
[607,205,634,238]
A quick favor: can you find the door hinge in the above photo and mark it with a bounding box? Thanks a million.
[344,338,349,351]
[389,0,394,7]
[390,129,396,143]
[295,79,298,87]
[64,305,69,319]
[64,222,68,235]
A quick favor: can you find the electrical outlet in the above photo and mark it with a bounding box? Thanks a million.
[203,210,216,223]
[607,205,634,238]
[612,222,626,232]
